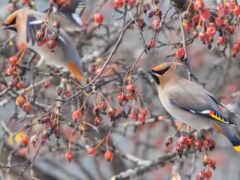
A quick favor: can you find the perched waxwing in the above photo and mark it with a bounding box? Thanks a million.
[4,8,85,82]
[150,62,240,151]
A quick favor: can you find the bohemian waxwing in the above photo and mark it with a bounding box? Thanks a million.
[4,8,85,82]
[150,62,240,151]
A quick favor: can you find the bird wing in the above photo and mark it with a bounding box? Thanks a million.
[167,79,233,125]
[59,0,86,14]
[27,15,42,46]
[49,0,85,26]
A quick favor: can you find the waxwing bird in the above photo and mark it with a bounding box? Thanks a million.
[4,8,85,82]
[149,62,240,151]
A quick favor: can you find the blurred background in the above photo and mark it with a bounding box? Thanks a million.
[0,0,240,180]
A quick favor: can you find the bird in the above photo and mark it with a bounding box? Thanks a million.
[3,8,85,82]
[149,62,240,151]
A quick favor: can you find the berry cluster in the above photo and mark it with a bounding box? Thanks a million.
[35,20,61,52]
[175,135,216,156]
[87,133,114,161]
[173,135,216,179]
[196,155,216,180]
[182,0,240,53]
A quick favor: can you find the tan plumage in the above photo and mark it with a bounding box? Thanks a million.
[150,62,240,151]
[4,8,85,82]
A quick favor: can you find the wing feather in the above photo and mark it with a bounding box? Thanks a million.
[167,79,233,125]
[26,15,42,46]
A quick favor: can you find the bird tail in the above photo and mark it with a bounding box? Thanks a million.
[67,61,86,82]
[215,123,240,152]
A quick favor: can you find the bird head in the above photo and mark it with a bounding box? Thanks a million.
[149,62,182,84]
[3,10,21,32]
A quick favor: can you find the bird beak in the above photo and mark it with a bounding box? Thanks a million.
[3,24,16,31]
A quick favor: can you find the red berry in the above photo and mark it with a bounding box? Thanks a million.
[194,0,204,10]
[208,159,216,169]
[129,108,137,120]
[147,40,155,48]
[88,64,97,73]
[125,93,132,100]
[228,25,234,33]
[21,0,30,5]
[37,38,47,46]
[65,90,71,97]
[194,139,203,150]
[217,36,225,44]
[94,13,104,24]
[16,81,23,89]
[187,136,195,145]
[218,3,230,17]
[140,109,148,116]
[198,31,206,40]
[116,106,123,115]
[107,108,116,118]
[23,104,31,113]
[17,147,27,157]
[233,5,240,16]
[152,19,160,30]
[88,147,96,155]
[127,0,136,7]
[126,84,134,92]
[200,8,210,20]
[21,135,29,145]
[94,116,103,124]
[9,56,18,65]
[229,2,236,9]
[192,15,200,25]
[197,170,205,180]
[177,136,187,145]
[1,84,7,90]
[65,151,74,161]
[72,110,81,120]
[176,144,183,155]
[203,139,212,148]
[114,0,124,8]
[207,26,216,37]
[16,95,25,106]
[215,17,224,26]
[176,48,185,59]
[104,150,114,160]
[138,113,146,122]
[98,101,107,111]
[183,21,192,31]
[117,93,125,103]
[43,80,51,88]
[6,66,15,75]
[47,40,56,51]
[17,41,27,50]
[205,170,212,179]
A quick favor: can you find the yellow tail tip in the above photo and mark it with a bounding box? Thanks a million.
[234,145,240,152]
